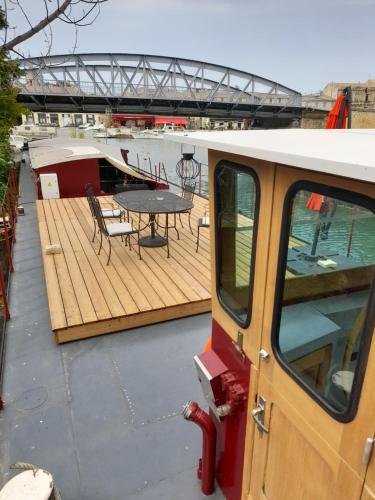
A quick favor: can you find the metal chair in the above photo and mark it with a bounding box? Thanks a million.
[196,214,209,252]
[91,197,141,265]
[178,180,196,235]
[85,183,124,242]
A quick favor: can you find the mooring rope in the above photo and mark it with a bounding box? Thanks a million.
[9,462,62,499]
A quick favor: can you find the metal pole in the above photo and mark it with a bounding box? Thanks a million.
[347,206,358,257]
[2,208,13,273]
[6,192,15,244]
[0,264,10,320]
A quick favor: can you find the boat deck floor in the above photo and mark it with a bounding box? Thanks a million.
[0,160,223,499]
[36,190,211,343]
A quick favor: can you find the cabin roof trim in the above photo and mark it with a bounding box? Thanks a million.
[166,129,375,183]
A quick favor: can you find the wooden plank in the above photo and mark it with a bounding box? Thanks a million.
[61,199,139,316]
[36,200,46,222]
[38,217,67,330]
[37,194,213,343]
[43,200,96,325]
[55,299,211,343]
[71,198,158,311]
[54,198,127,319]
[73,197,181,309]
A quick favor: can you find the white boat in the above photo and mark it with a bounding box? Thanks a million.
[12,124,57,140]
[9,134,28,151]
[132,124,185,139]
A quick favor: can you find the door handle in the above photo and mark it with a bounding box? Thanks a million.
[251,396,269,434]
[362,437,375,465]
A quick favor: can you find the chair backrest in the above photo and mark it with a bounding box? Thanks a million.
[182,180,196,202]
[85,183,96,218]
[91,197,109,237]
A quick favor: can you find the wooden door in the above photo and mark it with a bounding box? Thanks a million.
[246,166,375,500]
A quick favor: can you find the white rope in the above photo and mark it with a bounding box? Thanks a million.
[9,462,62,499]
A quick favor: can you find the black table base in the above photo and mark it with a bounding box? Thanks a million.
[139,234,167,247]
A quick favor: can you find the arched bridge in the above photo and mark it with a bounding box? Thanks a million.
[16,53,302,126]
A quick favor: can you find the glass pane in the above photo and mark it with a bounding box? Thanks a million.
[277,188,375,415]
[216,162,258,326]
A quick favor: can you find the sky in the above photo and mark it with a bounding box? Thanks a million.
[2,0,375,94]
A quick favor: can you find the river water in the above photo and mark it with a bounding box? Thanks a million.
[63,130,374,264]
[106,136,209,195]
[104,136,374,264]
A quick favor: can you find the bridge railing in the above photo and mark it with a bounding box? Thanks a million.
[18,80,301,107]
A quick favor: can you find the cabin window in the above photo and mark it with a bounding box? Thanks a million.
[274,182,375,420]
[214,161,259,328]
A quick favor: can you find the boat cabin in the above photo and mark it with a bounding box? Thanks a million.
[28,138,163,200]
[168,129,375,500]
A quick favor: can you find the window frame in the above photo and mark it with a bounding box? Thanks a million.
[272,180,375,422]
[214,160,261,329]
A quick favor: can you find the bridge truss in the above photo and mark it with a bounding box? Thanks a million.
[16,53,302,125]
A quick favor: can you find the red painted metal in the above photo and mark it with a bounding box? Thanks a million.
[2,207,13,273]
[6,192,15,244]
[36,158,101,199]
[211,319,251,500]
[120,149,130,164]
[120,149,169,191]
[9,172,17,223]
[0,265,10,320]
[182,401,217,495]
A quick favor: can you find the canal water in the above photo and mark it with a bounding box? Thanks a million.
[106,136,209,195]
[80,131,375,265]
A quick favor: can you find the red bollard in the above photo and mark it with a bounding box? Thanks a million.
[182,401,216,495]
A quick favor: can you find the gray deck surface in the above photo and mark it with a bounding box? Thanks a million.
[0,159,224,500]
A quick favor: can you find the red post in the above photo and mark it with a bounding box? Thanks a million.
[9,173,17,223]
[0,266,10,320]
[6,192,16,244]
[2,207,13,273]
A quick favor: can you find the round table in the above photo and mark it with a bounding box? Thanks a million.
[113,190,193,249]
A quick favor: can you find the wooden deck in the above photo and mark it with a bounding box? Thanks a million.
[36,194,211,343]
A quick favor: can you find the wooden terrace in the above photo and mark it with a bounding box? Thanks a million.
[36,194,211,343]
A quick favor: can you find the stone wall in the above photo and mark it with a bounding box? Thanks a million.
[301,110,375,129]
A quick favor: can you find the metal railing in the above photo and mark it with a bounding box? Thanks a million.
[0,163,19,409]
[133,154,209,198]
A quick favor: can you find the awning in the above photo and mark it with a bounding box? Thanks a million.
[154,117,187,125]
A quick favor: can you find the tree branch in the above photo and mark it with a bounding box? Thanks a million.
[1,0,72,51]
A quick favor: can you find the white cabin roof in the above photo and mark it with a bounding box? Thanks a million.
[28,137,146,181]
[166,129,375,184]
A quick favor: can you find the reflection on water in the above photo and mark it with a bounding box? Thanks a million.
[106,137,209,195]
[292,192,375,265]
